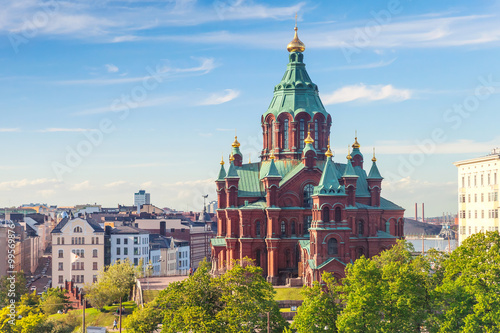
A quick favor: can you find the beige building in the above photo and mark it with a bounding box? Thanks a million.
[454,149,500,244]
[51,217,105,289]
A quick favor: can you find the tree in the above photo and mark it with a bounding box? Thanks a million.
[123,301,163,333]
[0,272,27,307]
[337,240,432,332]
[432,231,500,332]
[40,288,71,315]
[292,272,340,333]
[84,259,137,309]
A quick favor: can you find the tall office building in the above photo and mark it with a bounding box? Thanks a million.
[134,190,151,214]
[454,148,500,244]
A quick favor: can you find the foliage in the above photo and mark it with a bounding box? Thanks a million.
[292,272,340,333]
[337,240,432,333]
[0,272,27,307]
[84,259,137,309]
[40,288,71,315]
[124,301,163,333]
[432,231,500,332]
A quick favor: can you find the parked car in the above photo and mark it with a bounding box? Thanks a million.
[30,286,36,291]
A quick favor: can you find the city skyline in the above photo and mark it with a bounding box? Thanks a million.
[1,0,500,215]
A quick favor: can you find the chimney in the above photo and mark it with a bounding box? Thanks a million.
[422,203,425,223]
[415,203,418,221]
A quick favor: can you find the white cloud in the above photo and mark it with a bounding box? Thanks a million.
[0,128,20,132]
[329,58,397,70]
[70,180,91,191]
[321,84,412,105]
[0,178,60,191]
[105,64,119,73]
[375,138,500,155]
[198,89,240,106]
[104,180,127,188]
[38,128,97,132]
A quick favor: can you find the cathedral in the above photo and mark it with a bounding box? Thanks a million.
[210,26,405,285]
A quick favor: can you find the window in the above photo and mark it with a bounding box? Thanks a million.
[488,174,491,185]
[335,207,342,223]
[283,119,289,150]
[281,221,286,236]
[303,216,312,235]
[93,262,98,270]
[299,119,305,148]
[474,175,477,186]
[124,248,128,255]
[93,275,98,283]
[57,237,60,245]
[134,247,139,255]
[481,193,484,202]
[58,263,63,271]
[271,120,275,149]
[475,194,477,202]
[170,228,175,233]
[58,250,63,258]
[358,220,364,237]
[481,175,484,186]
[71,237,74,245]
[134,258,138,266]
[117,238,121,244]
[462,177,465,187]
[322,207,330,222]
[93,249,98,258]
[80,275,84,283]
[74,226,82,233]
[134,237,139,245]
[468,176,470,187]
[314,118,319,149]
[91,237,95,245]
[61,237,64,245]
[117,247,121,255]
[303,184,314,208]
[328,238,338,255]
[291,221,296,235]
[81,237,85,245]
[482,210,484,218]
[58,275,63,284]
[123,238,127,245]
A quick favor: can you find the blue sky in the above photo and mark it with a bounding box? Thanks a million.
[1,0,500,216]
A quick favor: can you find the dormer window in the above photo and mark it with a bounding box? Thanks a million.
[74,226,82,233]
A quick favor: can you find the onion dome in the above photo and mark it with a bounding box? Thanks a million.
[287,26,306,53]
[325,135,333,158]
[304,131,314,145]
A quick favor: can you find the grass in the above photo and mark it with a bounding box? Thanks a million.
[273,287,304,301]
[143,289,161,303]
[47,301,138,332]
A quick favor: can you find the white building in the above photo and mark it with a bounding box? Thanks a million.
[109,225,150,271]
[134,190,150,214]
[454,148,500,244]
[51,217,105,288]
[149,234,190,276]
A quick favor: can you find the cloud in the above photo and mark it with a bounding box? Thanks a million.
[70,180,91,191]
[58,57,215,85]
[74,95,178,116]
[198,89,240,106]
[329,58,397,70]
[0,128,20,132]
[38,128,97,132]
[321,84,412,105]
[105,64,119,73]
[375,138,500,155]
[104,180,128,188]
[0,178,60,191]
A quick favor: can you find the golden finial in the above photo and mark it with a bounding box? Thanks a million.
[229,152,235,162]
[325,135,333,157]
[372,148,377,162]
[232,135,240,148]
[347,145,352,160]
[249,155,251,164]
[220,154,225,165]
[352,131,360,149]
[287,14,306,53]
[269,150,275,160]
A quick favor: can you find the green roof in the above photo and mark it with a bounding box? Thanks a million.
[232,145,242,157]
[356,197,404,211]
[351,146,363,158]
[211,238,227,247]
[302,142,316,155]
[313,157,344,195]
[226,161,239,178]
[263,51,329,122]
[343,159,358,178]
[298,240,310,255]
[367,161,383,179]
[264,159,281,178]
[217,164,226,181]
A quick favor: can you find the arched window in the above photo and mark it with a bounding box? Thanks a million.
[281,221,286,237]
[322,206,330,222]
[256,221,261,237]
[271,120,275,149]
[314,119,319,149]
[74,226,82,233]
[58,249,63,258]
[256,249,261,267]
[385,221,390,233]
[334,207,342,222]
[303,216,312,235]
[328,238,338,255]
[358,220,364,237]
[291,221,296,235]
[303,184,314,208]
[283,119,289,150]
[299,119,305,148]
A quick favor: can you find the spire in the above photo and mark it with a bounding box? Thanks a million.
[220,154,225,165]
[368,149,383,179]
[325,135,333,158]
[313,156,344,195]
[217,159,226,181]
[346,145,352,160]
[287,15,305,53]
[232,135,240,148]
[269,150,275,160]
[343,156,358,178]
[352,131,360,149]
[265,158,281,178]
[226,161,239,178]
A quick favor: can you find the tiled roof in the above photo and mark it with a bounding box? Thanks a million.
[211,238,227,247]
[110,225,149,235]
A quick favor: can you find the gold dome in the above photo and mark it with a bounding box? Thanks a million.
[325,136,333,157]
[304,131,314,145]
[372,148,377,162]
[269,150,275,160]
[220,154,225,165]
[229,153,235,162]
[352,136,360,149]
[287,27,306,53]
[347,146,352,160]
[232,135,240,148]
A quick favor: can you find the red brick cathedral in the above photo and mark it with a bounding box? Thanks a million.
[211,26,404,285]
